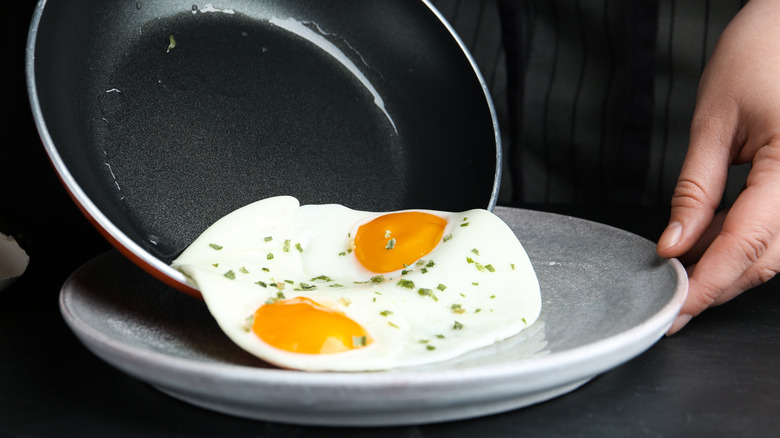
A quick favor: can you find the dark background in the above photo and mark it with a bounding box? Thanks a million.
[4,2,780,437]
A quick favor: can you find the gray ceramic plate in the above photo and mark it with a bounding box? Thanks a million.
[59,207,687,426]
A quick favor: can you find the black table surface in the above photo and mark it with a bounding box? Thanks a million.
[4,3,780,437]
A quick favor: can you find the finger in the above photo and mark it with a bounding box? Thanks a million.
[670,142,780,333]
[678,209,728,266]
[657,101,738,259]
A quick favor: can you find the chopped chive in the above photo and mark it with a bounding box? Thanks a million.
[443,234,453,242]
[262,267,270,272]
[471,248,480,255]
[339,251,347,256]
[276,291,285,299]
[485,264,495,272]
[385,238,396,250]
[426,260,435,268]
[397,279,415,289]
[223,270,235,280]
[511,263,516,270]
[421,268,428,274]
[466,257,474,264]
[370,275,385,283]
[209,243,223,250]
[475,263,486,272]
[435,334,445,339]
[284,279,294,284]
[266,253,274,260]
[352,335,367,347]
[283,239,291,252]
[330,283,344,288]
[460,222,470,227]
[388,321,399,328]
[311,275,333,282]
[295,243,303,253]
[380,310,393,317]
[453,321,464,330]
[437,284,447,291]
[212,263,219,267]
[426,345,436,351]
[243,315,254,332]
[472,282,479,286]
[299,283,316,290]
[239,266,249,274]
[417,288,432,296]
[264,236,273,242]
[256,281,267,288]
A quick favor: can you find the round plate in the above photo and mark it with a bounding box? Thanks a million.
[59,207,687,426]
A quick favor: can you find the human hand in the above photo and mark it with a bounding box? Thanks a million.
[657,0,780,335]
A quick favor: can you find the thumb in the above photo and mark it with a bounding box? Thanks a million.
[657,109,736,259]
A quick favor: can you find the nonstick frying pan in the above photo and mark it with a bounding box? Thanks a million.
[26,0,502,296]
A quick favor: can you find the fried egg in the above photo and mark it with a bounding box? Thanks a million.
[172,196,541,371]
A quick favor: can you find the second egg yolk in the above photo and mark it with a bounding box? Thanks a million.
[253,297,371,354]
[353,212,447,273]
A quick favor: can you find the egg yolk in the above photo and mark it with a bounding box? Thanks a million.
[353,212,447,273]
[252,297,371,354]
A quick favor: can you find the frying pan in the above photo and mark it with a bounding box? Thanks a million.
[26,0,501,297]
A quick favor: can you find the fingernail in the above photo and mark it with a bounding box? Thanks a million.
[666,313,692,336]
[658,222,682,251]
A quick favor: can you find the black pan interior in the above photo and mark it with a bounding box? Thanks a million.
[30,0,498,263]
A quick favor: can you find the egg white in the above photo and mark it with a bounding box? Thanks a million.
[172,196,541,371]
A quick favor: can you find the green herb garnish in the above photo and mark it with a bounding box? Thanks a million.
[397,279,415,289]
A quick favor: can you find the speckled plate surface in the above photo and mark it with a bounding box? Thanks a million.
[59,207,687,426]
